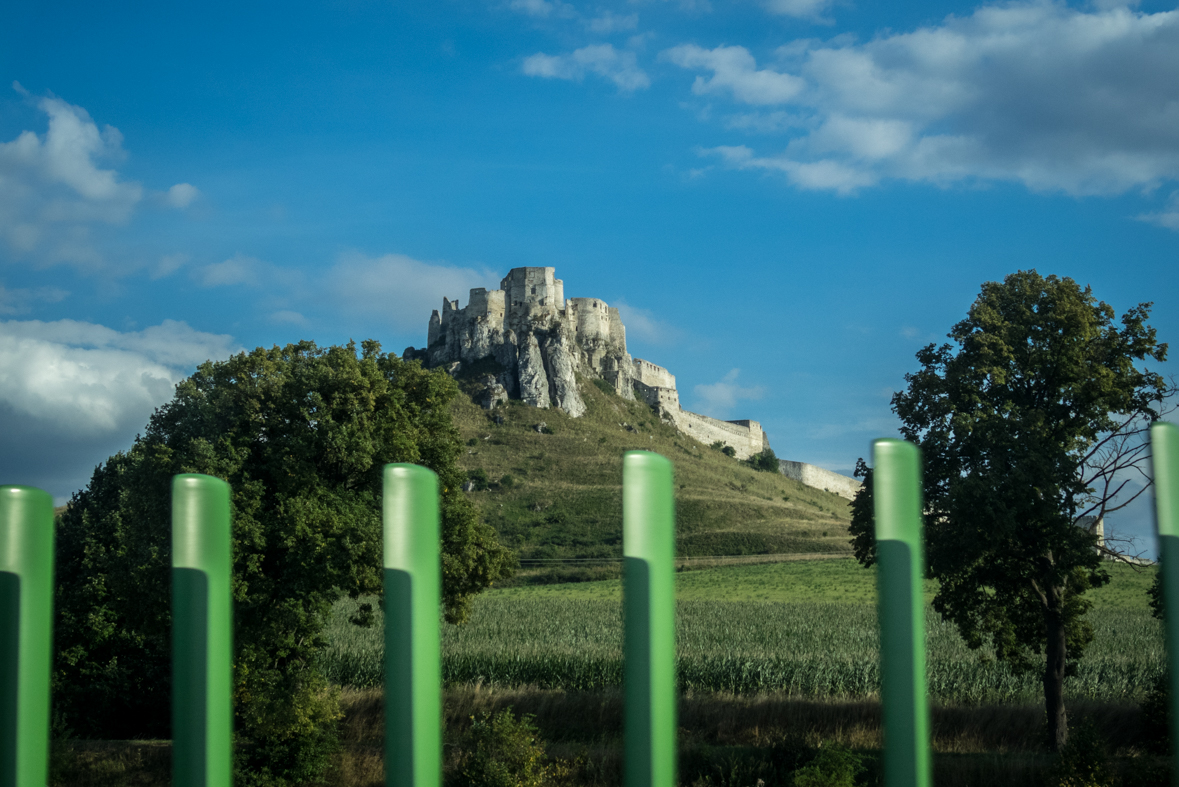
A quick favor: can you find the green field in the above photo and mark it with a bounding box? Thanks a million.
[321,558,1161,703]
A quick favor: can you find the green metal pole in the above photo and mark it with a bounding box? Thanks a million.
[872,438,931,787]
[623,451,676,787]
[0,486,54,787]
[383,464,441,787]
[1152,422,1179,787]
[172,474,233,787]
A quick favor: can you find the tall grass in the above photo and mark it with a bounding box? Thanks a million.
[321,595,1162,704]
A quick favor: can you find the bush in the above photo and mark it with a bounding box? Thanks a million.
[747,448,779,473]
[453,709,568,787]
[468,468,490,491]
[1051,718,1115,787]
[722,446,737,458]
[791,744,865,787]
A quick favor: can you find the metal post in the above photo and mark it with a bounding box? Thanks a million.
[872,439,931,787]
[1152,422,1179,787]
[0,486,54,787]
[623,451,676,787]
[383,464,441,787]
[172,474,233,787]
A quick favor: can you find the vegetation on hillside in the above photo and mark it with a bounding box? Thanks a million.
[447,374,853,578]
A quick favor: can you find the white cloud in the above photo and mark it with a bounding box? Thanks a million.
[664,3,1179,195]
[613,299,681,344]
[269,310,308,325]
[0,318,238,436]
[152,252,189,280]
[762,0,835,21]
[523,44,651,92]
[692,368,765,418]
[0,94,143,265]
[165,182,199,208]
[1137,191,1179,231]
[197,253,268,287]
[326,252,500,333]
[586,11,639,33]
[662,44,806,105]
[509,0,561,17]
[0,283,67,315]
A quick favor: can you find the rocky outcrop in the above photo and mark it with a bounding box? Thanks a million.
[516,333,551,409]
[404,266,768,459]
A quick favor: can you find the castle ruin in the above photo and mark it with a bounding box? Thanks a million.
[403,266,772,459]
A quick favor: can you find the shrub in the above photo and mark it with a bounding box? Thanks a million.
[722,446,737,458]
[453,709,558,787]
[1051,718,1115,787]
[791,744,865,787]
[468,468,490,491]
[747,448,779,473]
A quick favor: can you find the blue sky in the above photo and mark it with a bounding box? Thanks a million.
[2,0,1177,551]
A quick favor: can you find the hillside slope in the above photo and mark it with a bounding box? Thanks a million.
[449,376,853,573]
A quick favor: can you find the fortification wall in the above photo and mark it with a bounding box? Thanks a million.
[675,411,766,460]
[633,358,675,390]
[467,288,506,323]
[778,461,861,501]
[634,382,679,413]
[607,308,626,350]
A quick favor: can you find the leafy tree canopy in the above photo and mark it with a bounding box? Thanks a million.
[54,340,512,784]
[848,271,1170,749]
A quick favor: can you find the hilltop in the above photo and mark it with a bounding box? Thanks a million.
[448,375,854,582]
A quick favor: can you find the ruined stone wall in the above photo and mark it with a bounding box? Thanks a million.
[777,461,861,501]
[634,382,679,414]
[674,411,767,460]
[633,358,676,390]
[568,298,613,345]
[502,267,564,314]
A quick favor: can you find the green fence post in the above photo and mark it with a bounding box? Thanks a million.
[172,474,233,787]
[0,486,54,787]
[872,439,931,787]
[383,464,441,787]
[623,451,676,787]
[1152,422,1179,787]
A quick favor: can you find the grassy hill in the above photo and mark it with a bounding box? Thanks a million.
[448,374,854,578]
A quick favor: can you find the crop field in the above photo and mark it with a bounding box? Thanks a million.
[321,559,1161,704]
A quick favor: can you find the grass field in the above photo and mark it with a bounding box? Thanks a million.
[447,377,856,567]
[321,558,1161,704]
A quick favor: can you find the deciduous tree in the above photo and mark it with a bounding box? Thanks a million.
[848,271,1170,750]
[54,340,512,784]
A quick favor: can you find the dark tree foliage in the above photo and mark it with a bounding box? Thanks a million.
[848,271,1170,751]
[54,341,512,785]
[747,448,780,473]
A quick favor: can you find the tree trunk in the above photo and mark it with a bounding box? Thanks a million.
[1044,604,1069,751]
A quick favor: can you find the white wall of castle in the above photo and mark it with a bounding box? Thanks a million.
[778,461,861,500]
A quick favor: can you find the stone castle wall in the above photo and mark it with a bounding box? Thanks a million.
[778,460,862,500]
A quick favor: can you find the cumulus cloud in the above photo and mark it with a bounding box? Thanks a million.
[523,44,651,91]
[0,283,67,316]
[586,11,639,33]
[665,2,1179,195]
[1137,191,1179,231]
[762,0,835,21]
[326,252,500,333]
[165,182,200,208]
[692,368,765,418]
[0,319,239,498]
[0,94,143,265]
[196,253,269,287]
[0,89,200,268]
[662,44,805,104]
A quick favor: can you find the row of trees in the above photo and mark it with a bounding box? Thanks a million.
[850,270,1172,750]
[54,341,512,784]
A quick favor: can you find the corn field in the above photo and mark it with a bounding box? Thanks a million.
[321,595,1163,704]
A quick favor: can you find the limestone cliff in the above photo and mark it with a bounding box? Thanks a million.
[403,266,771,460]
